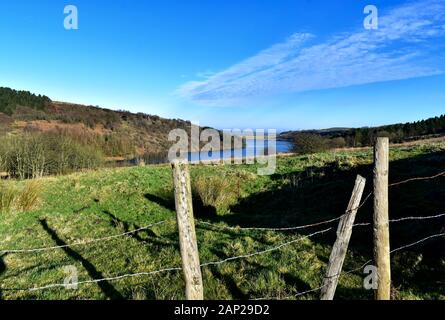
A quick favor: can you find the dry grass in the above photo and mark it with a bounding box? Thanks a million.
[15,180,42,212]
[192,173,241,214]
[0,180,42,214]
[0,182,16,214]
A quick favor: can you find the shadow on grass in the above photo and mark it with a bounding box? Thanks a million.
[0,256,5,274]
[201,150,445,298]
[0,255,5,299]
[334,286,373,300]
[145,149,444,299]
[144,194,176,212]
[102,210,176,249]
[208,265,248,300]
[145,192,219,220]
[247,260,314,298]
[39,219,124,300]
[281,272,312,293]
[216,150,444,242]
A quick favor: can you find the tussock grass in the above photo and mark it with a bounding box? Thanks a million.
[0,180,42,214]
[192,171,254,215]
[0,182,16,214]
[192,175,238,214]
[16,180,42,212]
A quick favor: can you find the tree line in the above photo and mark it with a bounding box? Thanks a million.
[288,114,445,154]
[0,87,51,116]
[349,115,445,146]
[0,132,103,179]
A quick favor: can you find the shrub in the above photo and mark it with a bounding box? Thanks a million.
[0,148,7,173]
[102,133,136,157]
[292,133,328,155]
[0,180,42,214]
[192,174,239,215]
[15,180,42,212]
[0,182,16,214]
[329,137,347,149]
[0,132,104,179]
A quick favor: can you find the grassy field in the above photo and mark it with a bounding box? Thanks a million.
[0,141,444,300]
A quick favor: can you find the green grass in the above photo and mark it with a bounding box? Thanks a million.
[0,142,444,300]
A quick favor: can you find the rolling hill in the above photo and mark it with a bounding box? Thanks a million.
[0,87,193,158]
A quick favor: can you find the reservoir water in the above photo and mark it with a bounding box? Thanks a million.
[188,139,293,162]
[113,139,294,166]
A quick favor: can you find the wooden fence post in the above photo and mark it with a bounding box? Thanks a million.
[373,137,391,300]
[320,175,366,300]
[171,160,204,300]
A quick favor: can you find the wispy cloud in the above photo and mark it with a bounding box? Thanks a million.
[177,0,445,106]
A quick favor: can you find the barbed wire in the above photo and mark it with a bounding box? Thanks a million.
[1,171,443,295]
[390,232,445,254]
[3,171,442,254]
[197,191,373,233]
[198,216,343,232]
[0,266,182,292]
[197,169,445,233]
[390,212,445,223]
[389,171,445,187]
[3,208,442,257]
[199,210,445,233]
[200,228,333,267]
[253,230,445,300]
[0,219,173,255]
[352,212,445,228]
[0,227,332,292]
[2,227,444,295]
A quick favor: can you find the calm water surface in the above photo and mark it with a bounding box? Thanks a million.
[188,139,293,162]
[113,139,294,166]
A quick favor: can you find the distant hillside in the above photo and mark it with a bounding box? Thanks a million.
[280,115,445,152]
[0,87,193,158]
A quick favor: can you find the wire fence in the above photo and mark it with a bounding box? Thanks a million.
[2,222,443,295]
[0,170,444,298]
[0,228,332,292]
[253,231,445,300]
[0,220,173,255]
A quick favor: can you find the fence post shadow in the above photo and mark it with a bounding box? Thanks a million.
[102,210,175,249]
[39,219,124,300]
[0,254,6,299]
[207,265,248,300]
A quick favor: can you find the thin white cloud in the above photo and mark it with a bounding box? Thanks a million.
[177,0,445,106]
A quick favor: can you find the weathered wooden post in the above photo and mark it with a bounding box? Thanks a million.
[171,160,204,300]
[320,175,366,300]
[373,137,391,300]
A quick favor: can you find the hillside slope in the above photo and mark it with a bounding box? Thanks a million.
[0,87,193,157]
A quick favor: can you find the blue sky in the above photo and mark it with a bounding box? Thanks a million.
[0,0,444,131]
